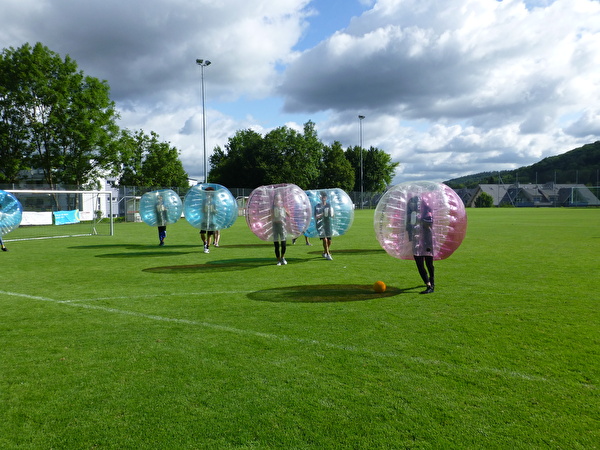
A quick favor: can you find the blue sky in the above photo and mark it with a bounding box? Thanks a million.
[1,0,599,183]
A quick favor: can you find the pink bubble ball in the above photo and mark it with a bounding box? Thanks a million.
[245,184,311,242]
[374,181,467,260]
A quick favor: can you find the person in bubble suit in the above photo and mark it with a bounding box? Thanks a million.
[272,192,289,265]
[406,196,435,294]
[200,187,216,253]
[315,191,335,260]
[156,194,168,246]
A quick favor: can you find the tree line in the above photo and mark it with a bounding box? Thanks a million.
[2,42,399,193]
[209,121,398,191]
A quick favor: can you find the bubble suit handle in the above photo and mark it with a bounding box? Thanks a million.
[374,181,467,260]
[245,184,311,241]
[184,183,237,230]
[0,190,23,236]
[304,188,354,238]
[140,189,183,227]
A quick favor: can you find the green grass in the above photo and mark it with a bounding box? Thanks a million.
[1,208,598,449]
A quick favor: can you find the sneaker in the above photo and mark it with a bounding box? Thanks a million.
[281,258,287,265]
[420,286,434,294]
[159,241,164,246]
[322,253,327,258]
[204,245,210,254]
[277,260,282,266]
[214,244,219,247]
[326,254,333,260]
[1,247,7,252]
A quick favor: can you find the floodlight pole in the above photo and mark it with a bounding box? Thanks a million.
[196,58,211,183]
[358,115,365,209]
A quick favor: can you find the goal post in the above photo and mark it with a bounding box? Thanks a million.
[4,189,114,242]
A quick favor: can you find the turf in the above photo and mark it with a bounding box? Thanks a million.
[1,208,598,448]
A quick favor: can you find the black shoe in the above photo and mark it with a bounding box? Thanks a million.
[1,247,7,252]
[420,286,434,294]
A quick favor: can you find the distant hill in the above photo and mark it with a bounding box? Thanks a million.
[445,141,600,189]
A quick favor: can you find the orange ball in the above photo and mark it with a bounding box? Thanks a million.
[373,281,386,293]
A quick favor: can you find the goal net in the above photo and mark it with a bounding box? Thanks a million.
[4,189,114,241]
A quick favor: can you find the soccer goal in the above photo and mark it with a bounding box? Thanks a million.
[4,189,114,242]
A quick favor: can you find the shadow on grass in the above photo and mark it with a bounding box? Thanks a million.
[71,243,205,257]
[248,284,412,303]
[97,251,195,258]
[70,244,202,250]
[215,243,274,249]
[142,257,310,273]
[70,244,148,249]
[308,248,387,256]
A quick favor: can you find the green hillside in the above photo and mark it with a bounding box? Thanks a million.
[445,141,600,189]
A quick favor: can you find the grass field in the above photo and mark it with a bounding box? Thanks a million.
[1,208,598,449]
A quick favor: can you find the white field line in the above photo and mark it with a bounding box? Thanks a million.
[0,289,549,383]
[66,291,251,302]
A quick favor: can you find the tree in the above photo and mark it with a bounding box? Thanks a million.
[209,123,323,189]
[475,191,494,207]
[208,129,267,188]
[261,121,322,188]
[0,63,30,183]
[0,42,120,188]
[345,146,399,192]
[209,121,397,192]
[319,141,354,191]
[118,130,188,189]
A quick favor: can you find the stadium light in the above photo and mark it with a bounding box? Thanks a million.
[196,59,212,182]
[358,115,365,209]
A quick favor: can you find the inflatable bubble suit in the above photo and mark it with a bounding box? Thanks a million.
[246,183,311,241]
[374,181,467,260]
[184,183,237,230]
[140,189,183,227]
[0,190,23,236]
[304,188,354,238]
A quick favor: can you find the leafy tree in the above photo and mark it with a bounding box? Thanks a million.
[345,146,399,192]
[208,129,267,188]
[261,121,322,189]
[475,191,494,207]
[209,123,323,189]
[0,42,120,188]
[294,120,324,189]
[209,121,397,192]
[319,141,354,191]
[0,64,30,182]
[118,130,188,189]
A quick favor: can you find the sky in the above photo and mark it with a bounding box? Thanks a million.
[1,0,600,184]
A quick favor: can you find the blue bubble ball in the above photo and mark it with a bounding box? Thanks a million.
[0,190,23,236]
[304,188,354,238]
[184,183,237,230]
[140,189,183,227]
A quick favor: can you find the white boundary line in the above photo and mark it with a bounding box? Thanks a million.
[81,291,250,302]
[0,289,550,383]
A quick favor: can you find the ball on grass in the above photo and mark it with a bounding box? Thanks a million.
[373,281,386,293]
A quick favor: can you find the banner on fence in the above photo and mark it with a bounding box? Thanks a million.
[21,212,53,226]
[53,210,80,225]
